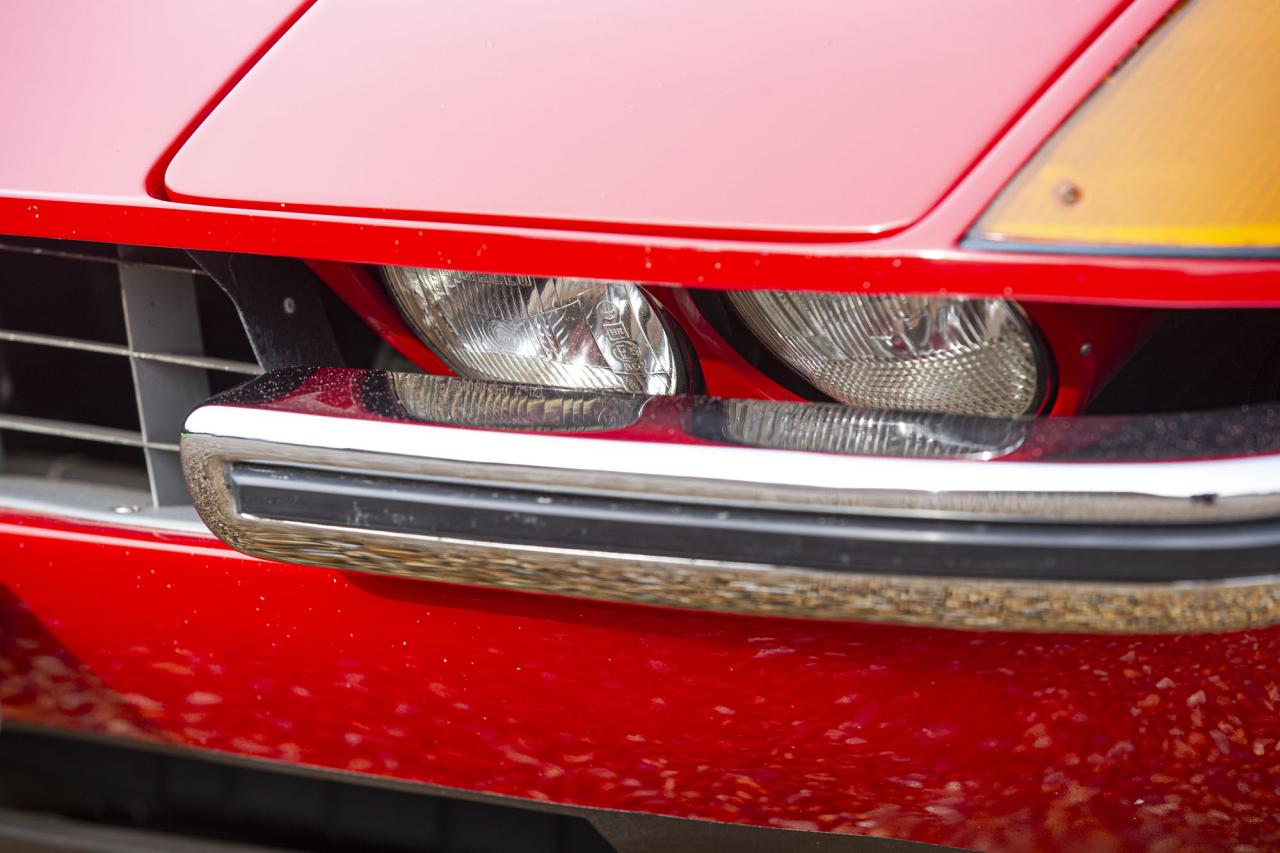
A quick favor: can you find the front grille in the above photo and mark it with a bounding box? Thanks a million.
[0,238,261,510]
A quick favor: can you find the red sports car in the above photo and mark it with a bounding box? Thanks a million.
[2,0,1279,849]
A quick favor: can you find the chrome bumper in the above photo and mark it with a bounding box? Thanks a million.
[181,368,1280,633]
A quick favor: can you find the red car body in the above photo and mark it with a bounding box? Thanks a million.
[3,1,1280,849]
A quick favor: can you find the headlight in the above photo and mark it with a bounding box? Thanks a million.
[383,267,688,395]
[971,0,1280,254]
[726,291,1047,416]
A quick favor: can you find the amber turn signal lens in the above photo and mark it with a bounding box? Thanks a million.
[973,0,1280,253]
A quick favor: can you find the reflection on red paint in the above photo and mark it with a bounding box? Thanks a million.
[3,512,1280,849]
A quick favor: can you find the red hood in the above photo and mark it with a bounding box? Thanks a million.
[164,0,1123,240]
[0,0,308,200]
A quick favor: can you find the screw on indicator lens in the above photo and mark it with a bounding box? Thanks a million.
[1055,181,1083,206]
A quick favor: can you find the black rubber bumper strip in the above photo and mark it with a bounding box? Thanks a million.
[230,462,1280,584]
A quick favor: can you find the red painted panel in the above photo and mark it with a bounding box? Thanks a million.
[5,193,1280,309]
[4,511,1280,849]
[0,0,309,198]
[1,0,1277,308]
[165,0,1121,239]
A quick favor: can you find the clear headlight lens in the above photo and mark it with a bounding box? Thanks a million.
[383,267,688,395]
[727,291,1046,416]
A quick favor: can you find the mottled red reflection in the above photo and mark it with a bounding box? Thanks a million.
[3,512,1279,850]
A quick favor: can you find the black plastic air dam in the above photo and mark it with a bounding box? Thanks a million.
[231,462,1280,583]
[181,368,1280,633]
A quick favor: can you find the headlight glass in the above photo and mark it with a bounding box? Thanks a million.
[726,290,1047,416]
[383,267,688,395]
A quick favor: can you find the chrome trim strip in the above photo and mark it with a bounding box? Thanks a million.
[180,433,1280,633]
[0,329,261,374]
[175,369,1280,632]
[0,413,154,449]
[182,403,1280,524]
[0,240,209,274]
[0,475,210,534]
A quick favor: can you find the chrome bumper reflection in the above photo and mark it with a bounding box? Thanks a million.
[182,369,1280,633]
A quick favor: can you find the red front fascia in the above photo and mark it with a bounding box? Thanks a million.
[5,511,1280,849]
[0,0,1278,307]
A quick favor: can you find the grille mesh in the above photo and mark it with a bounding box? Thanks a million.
[0,239,260,507]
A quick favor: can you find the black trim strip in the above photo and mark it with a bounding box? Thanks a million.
[232,462,1280,583]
